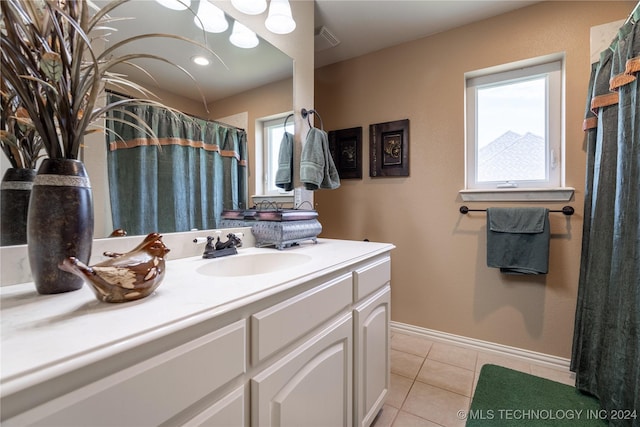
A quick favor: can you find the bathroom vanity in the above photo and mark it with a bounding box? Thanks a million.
[0,238,393,427]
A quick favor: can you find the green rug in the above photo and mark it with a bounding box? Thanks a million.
[467,364,606,426]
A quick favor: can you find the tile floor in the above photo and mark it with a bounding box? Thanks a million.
[372,331,577,427]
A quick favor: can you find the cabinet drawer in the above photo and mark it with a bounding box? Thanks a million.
[353,257,391,301]
[251,273,352,364]
[6,320,247,427]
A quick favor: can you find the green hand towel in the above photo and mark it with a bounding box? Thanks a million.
[486,207,550,275]
[301,127,340,190]
[275,132,294,191]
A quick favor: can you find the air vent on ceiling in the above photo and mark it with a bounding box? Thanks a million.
[315,26,340,51]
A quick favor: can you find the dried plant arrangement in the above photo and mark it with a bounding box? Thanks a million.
[0,82,44,169]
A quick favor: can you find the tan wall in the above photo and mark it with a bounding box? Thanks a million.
[314,1,635,358]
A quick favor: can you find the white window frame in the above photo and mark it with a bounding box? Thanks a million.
[461,54,573,202]
[260,115,294,196]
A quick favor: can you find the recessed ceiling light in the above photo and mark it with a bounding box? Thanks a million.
[192,56,210,66]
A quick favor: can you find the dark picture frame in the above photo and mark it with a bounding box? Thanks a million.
[369,119,409,177]
[328,126,363,179]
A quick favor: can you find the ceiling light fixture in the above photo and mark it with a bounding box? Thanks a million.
[231,0,267,15]
[265,0,296,34]
[194,1,228,33]
[191,56,210,66]
[230,20,259,48]
[154,0,190,11]
[156,0,294,50]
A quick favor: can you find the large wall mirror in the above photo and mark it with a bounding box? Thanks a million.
[97,0,293,108]
[0,0,294,244]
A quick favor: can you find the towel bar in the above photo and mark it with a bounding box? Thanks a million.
[459,205,574,216]
[301,108,324,130]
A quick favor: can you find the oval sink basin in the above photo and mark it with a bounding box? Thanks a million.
[196,252,312,277]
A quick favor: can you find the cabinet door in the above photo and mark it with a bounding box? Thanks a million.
[251,313,353,427]
[354,285,391,427]
[183,385,247,427]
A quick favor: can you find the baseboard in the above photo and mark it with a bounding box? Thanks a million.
[390,321,571,371]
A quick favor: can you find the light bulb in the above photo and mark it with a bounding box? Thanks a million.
[231,0,267,15]
[230,21,259,48]
[194,1,228,33]
[265,0,296,34]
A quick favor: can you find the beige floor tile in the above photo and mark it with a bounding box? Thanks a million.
[392,410,441,427]
[402,382,470,427]
[530,364,576,386]
[391,333,434,357]
[475,351,531,374]
[427,342,477,370]
[371,405,399,427]
[416,359,475,397]
[391,349,425,380]
[387,373,414,408]
[385,336,581,426]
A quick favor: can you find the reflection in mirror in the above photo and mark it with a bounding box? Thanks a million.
[95,0,293,106]
[105,93,248,236]
[0,0,294,245]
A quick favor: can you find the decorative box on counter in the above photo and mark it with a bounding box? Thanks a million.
[220,209,322,250]
[219,209,256,228]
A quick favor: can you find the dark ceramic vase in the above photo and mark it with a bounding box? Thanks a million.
[1,168,37,246]
[27,159,94,294]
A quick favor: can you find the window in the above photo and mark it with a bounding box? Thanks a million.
[465,57,564,194]
[262,115,294,195]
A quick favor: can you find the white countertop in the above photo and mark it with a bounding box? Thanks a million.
[0,238,393,397]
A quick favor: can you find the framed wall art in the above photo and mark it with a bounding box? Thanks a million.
[369,119,409,177]
[328,126,363,179]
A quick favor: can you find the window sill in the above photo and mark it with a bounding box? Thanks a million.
[252,193,295,208]
[459,187,574,202]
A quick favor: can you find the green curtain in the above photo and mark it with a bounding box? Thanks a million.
[571,14,639,426]
[105,95,248,235]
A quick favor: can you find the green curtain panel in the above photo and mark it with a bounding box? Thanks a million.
[571,14,639,426]
[105,95,248,235]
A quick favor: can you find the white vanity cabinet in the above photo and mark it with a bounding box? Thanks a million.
[182,385,248,427]
[249,272,354,426]
[252,313,353,427]
[3,320,248,427]
[353,258,392,427]
[1,242,393,427]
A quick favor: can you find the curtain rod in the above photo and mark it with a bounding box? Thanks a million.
[105,89,245,133]
[625,1,639,24]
